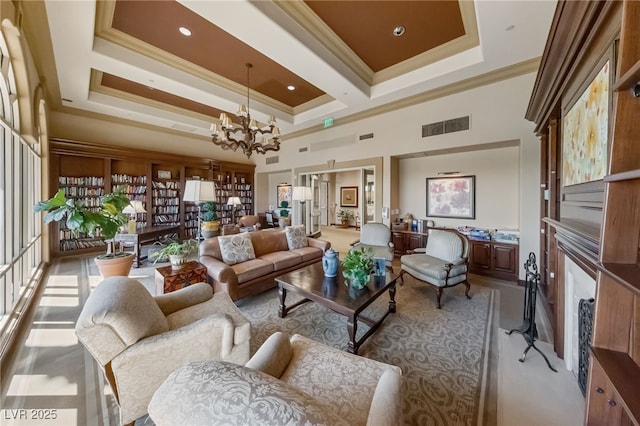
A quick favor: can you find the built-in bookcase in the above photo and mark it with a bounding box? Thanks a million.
[48,139,255,255]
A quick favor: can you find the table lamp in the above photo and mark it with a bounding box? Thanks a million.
[183,180,217,240]
[226,196,243,224]
[123,200,146,234]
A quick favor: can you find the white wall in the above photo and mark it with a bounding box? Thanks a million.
[398,145,520,230]
[255,72,542,279]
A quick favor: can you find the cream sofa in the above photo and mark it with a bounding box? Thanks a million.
[199,227,330,301]
[149,332,404,425]
[75,277,251,425]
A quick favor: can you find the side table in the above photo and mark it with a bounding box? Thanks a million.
[155,261,208,294]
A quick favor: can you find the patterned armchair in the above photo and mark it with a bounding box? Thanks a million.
[400,229,470,309]
[149,332,404,426]
[75,277,250,425]
[350,222,395,271]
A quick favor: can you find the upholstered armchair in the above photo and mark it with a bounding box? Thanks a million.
[237,214,261,231]
[75,277,251,425]
[149,332,403,426]
[350,222,395,272]
[400,229,470,308]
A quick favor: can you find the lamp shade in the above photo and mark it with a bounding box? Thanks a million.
[183,180,217,203]
[227,196,242,206]
[292,186,313,202]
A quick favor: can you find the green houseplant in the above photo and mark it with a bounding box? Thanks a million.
[35,188,134,277]
[201,201,219,238]
[337,209,354,227]
[342,247,374,290]
[278,200,290,227]
[151,239,198,267]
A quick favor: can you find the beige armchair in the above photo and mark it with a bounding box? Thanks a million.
[237,214,261,230]
[400,229,470,308]
[350,222,395,271]
[75,277,250,425]
[149,332,403,426]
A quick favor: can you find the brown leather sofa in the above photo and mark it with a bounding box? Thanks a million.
[199,229,330,301]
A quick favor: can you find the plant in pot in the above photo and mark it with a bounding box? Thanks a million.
[278,200,290,228]
[151,239,198,268]
[337,209,354,227]
[34,189,134,277]
[200,201,219,238]
[342,247,374,291]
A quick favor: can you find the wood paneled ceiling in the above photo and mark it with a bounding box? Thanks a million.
[38,0,556,149]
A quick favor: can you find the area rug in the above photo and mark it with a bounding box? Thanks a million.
[87,257,493,426]
[237,278,494,426]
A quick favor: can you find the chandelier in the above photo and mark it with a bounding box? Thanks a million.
[211,63,282,158]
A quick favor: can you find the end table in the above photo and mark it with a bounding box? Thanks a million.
[155,261,208,294]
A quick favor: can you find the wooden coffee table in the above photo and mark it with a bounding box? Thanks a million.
[275,262,399,354]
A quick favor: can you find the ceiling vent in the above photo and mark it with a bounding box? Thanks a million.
[359,133,374,141]
[299,147,308,152]
[422,116,470,138]
[265,156,279,165]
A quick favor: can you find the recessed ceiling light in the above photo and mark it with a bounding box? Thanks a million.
[287,85,295,91]
[505,25,515,31]
[393,26,406,37]
[179,26,192,36]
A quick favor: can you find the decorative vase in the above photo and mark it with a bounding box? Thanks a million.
[343,268,370,290]
[322,248,339,277]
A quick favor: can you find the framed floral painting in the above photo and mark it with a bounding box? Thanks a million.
[426,176,475,219]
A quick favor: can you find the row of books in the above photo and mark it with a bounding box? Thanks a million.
[152,180,180,189]
[152,189,179,198]
[112,174,147,184]
[58,176,104,186]
[457,226,519,244]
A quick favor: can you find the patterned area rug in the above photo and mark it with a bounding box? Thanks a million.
[237,278,494,426]
[86,257,493,426]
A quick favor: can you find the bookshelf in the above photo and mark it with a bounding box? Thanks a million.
[47,139,255,256]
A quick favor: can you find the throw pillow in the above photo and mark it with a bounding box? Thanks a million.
[285,225,308,250]
[218,233,256,265]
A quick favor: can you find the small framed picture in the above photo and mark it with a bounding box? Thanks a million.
[158,170,171,179]
[373,257,386,276]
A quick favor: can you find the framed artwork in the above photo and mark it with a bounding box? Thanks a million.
[426,176,475,219]
[277,184,292,207]
[340,186,358,207]
[157,170,171,179]
[562,60,609,187]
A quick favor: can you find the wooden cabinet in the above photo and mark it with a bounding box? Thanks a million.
[391,231,427,257]
[48,139,255,256]
[468,240,519,282]
[585,1,640,424]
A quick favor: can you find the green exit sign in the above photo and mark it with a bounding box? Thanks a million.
[323,117,334,128]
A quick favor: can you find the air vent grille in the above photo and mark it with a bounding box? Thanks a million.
[422,116,470,138]
[359,133,374,141]
[265,156,279,165]
[299,147,308,152]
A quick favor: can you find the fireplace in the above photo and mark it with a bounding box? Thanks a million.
[563,256,596,380]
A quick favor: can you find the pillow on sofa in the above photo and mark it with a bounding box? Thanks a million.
[148,361,348,426]
[218,233,256,265]
[285,225,308,250]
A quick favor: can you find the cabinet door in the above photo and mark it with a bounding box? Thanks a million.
[406,234,425,252]
[392,232,405,257]
[493,244,517,275]
[470,241,491,270]
[586,359,625,425]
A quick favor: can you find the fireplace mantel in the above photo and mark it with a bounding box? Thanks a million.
[544,218,599,279]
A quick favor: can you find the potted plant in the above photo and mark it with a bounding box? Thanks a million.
[337,209,354,227]
[278,200,290,228]
[201,201,219,238]
[342,247,374,290]
[35,189,134,277]
[151,239,198,267]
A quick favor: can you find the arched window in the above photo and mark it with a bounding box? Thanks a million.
[0,29,43,327]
